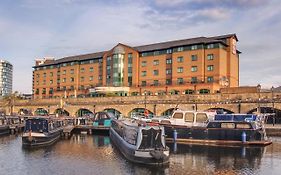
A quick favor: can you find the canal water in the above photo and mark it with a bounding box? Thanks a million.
[0,134,281,175]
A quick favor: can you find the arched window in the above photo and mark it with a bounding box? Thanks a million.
[199,89,210,94]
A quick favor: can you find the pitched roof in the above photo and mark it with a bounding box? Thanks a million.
[34,34,237,68]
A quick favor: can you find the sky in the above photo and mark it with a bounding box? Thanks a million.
[0,0,281,93]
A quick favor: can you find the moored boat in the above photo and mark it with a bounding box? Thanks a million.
[110,118,169,165]
[22,116,64,147]
[152,110,272,146]
[0,116,9,135]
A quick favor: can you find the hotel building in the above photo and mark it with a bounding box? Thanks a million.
[32,34,240,99]
[0,60,13,97]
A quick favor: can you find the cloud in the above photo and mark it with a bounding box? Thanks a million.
[1,0,281,93]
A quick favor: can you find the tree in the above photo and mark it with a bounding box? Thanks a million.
[2,91,20,115]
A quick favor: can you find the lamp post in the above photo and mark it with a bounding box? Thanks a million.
[271,86,275,126]
[144,90,147,110]
[257,84,261,114]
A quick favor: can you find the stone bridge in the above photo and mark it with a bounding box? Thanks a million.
[1,91,281,117]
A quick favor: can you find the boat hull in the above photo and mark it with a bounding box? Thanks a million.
[163,125,272,146]
[22,129,62,147]
[0,126,10,136]
[110,127,169,165]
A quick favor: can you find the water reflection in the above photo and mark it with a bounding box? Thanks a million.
[168,143,266,174]
[1,134,281,175]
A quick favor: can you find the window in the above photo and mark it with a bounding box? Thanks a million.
[141,61,147,67]
[207,76,214,82]
[107,57,111,61]
[185,113,194,122]
[167,49,172,54]
[173,112,183,119]
[70,62,75,66]
[166,79,172,85]
[207,65,214,71]
[141,81,146,86]
[191,77,197,83]
[207,44,214,49]
[50,72,53,77]
[196,113,208,123]
[191,45,198,50]
[80,68,85,73]
[153,70,159,75]
[177,78,184,84]
[128,53,133,59]
[63,70,66,75]
[43,73,46,77]
[166,69,172,75]
[70,77,74,82]
[89,76,93,81]
[207,54,214,60]
[177,56,184,62]
[36,74,39,78]
[191,66,197,72]
[154,51,160,56]
[166,58,172,64]
[80,77,84,82]
[177,67,183,73]
[141,71,147,77]
[221,123,235,129]
[43,80,46,85]
[153,60,159,65]
[62,78,66,83]
[70,69,74,74]
[191,55,197,61]
[89,67,94,72]
[36,81,39,85]
[153,80,159,86]
[50,80,53,84]
[177,47,183,52]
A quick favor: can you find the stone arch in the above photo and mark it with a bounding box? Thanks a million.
[75,108,94,117]
[206,107,234,114]
[128,108,153,117]
[103,108,122,117]
[34,108,48,116]
[54,108,70,116]
[246,107,281,124]
[161,108,175,116]
[18,108,32,115]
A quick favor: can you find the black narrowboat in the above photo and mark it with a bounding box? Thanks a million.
[22,117,64,147]
[154,110,272,146]
[0,116,9,135]
[110,118,169,165]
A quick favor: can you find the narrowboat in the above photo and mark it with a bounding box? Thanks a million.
[153,110,272,146]
[110,118,169,165]
[0,116,9,135]
[92,112,114,129]
[22,117,64,147]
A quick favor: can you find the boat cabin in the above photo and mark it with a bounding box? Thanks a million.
[162,110,216,126]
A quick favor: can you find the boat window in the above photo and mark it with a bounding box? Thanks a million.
[221,123,235,128]
[236,123,251,129]
[173,113,183,119]
[185,113,194,122]
[196,113,208,123]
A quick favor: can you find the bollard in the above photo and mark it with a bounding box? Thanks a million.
[241,131,246,143]
[173,129,177,142]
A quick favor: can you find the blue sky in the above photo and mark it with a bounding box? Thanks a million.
[1,0,281,93]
